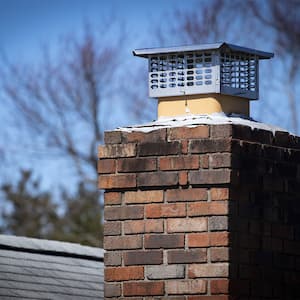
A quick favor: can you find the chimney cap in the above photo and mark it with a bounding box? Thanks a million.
[133,42,274,60]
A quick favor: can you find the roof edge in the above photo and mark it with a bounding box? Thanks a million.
[0,235,104,261]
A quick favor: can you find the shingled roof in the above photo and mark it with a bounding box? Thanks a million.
[0,235,104,299]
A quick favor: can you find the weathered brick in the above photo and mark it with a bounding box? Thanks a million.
[167,218,207,233]
[104,236,142,250]
[187,202,228,216]
[211,279,229,294]
[188,232,229,247]
[124,250,163,265]
[124,190,163,204]
[118,158,157,172]
[209,216,229,231]
[104,251,122,266]
[104,131,122,144]
[146,203,186,218]
[139,141,181,156]
[98,143,136,158]
[189,139,231,153]
[210,153,231,168]
[200,154,209,168]
[210,124,233,138]
[166,279,207,295]
[188,296,229,300]
[105,205,143,221]
[145,234,184,249]
[168,125,209,140]
[104,192,122,205]
[104,283,121,297]
[168,249,207,264]
[104,221,121,236]
[99,174,136,189]
[189,263,229,278]
[97,159,116,174]
[210,247,229,262]
[145,265,185,279]
[166,188,208,202]
[179,171,188,185]
[137,172,178,187]
[105,266,144,281]
[159,156,199,170]
[189,169,231,185]
[124,219,163,234]
[123,129,166,143]
[210,188,229,201]
[124,281,164,296]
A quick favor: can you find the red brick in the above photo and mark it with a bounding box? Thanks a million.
[123,129,166,143]
[139,141,181,156]
[211,279,229,294]
[137,172,178,187]
[124,281,164,296]
[187,202,228,216]
[124,190,163,204]
[97,159,116,174]
[168,249,207,264]
[168,126,209,140]
[104,192,122,205]
[104,221,121,236]
[105,266,144,281]
[145,203,186,218]
[104,131,122,144]
[166,279,207,295]
[98,143,136,158]
[104,283,121,297]
[179,171,188,185]
[209,153,231,168]
[210,247,229,262]
[104,236,142,250]
[104,205,143,220]
[167,218,207,233]
[145,234,184,249]
[118,158,157,172]
[189,169,231,185]
[188,263,229,278]
[188,232,229,247]
[210,188,229,201]
[124,250,163,265]
[181,140,189,154]
[189,139,231,153]
[124,219,163,234]
[200,154,209,168]
[99,174,136,189]
[166,188,208,202]
[160,156,199,170]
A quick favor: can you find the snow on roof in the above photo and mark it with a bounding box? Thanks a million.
[116,113,288,135]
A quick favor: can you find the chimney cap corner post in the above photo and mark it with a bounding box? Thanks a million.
[134,42,274,118]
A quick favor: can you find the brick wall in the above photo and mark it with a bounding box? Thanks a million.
[98,124,300,299]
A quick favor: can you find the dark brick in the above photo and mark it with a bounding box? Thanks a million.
[104,131,122,144]
[145,234,184,249]
[123,129,167,143]
[210,124,233,138]
[104,221,121,236]
[118,158,157,172]
[104,205,144,221]
[124,250,163,265]
[137,172,178,187]
[168,249,207,264]
[189,169,231,185]
[139,141,181,156]
[189,139,231,153]
[104,283,121,297]
[104,236,142,250]
[124,281,164,296]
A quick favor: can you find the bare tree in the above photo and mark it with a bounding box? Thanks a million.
[0,23,125,184]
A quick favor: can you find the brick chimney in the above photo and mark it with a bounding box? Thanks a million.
[98,44,300,299]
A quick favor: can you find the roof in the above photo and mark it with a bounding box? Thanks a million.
[133,42,274,59]
[0,235,104,300]
[116,113,287,135]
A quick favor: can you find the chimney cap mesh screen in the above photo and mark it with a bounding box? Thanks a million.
[134,42,273,100]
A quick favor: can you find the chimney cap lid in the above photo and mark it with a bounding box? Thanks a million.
[133,42,274,59]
